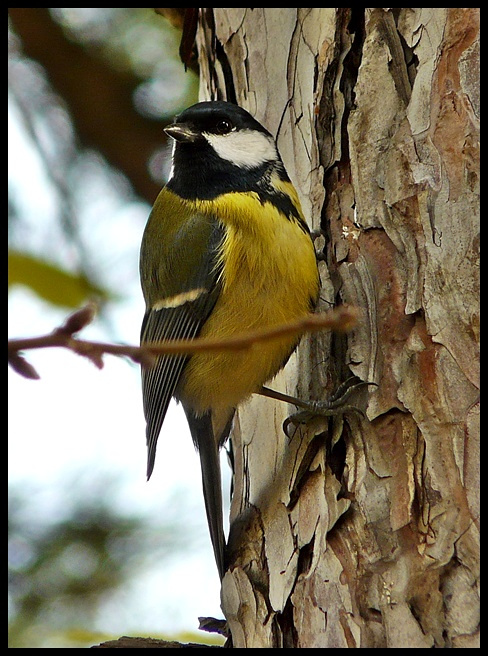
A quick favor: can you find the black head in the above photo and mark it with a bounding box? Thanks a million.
[166,101,273,142]
[164,101,284,199]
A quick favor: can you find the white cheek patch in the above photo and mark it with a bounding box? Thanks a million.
[166,140,177,181]
[203,129,277,169]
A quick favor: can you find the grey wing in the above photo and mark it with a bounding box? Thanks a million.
[140,221,224,479]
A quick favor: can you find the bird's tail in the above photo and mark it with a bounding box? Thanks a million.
[184,409,226,580]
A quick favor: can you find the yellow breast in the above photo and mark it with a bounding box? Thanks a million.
[178,190,319,417]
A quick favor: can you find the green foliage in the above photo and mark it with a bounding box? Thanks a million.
[8,478,188,648]
[8,250,114,309]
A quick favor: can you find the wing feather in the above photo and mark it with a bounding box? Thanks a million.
[140,214,224,478]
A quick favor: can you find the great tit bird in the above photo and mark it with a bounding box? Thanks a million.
[139,100,320,579]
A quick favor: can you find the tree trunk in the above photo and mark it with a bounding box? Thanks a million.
[197,8,479,648]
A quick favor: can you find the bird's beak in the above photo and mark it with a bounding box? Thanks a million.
[164,123,200,143]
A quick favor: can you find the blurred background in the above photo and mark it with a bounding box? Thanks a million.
[8,8,228,647]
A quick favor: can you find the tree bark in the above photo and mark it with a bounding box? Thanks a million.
[197,8,479,648]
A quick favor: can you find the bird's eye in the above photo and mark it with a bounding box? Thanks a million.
[214,119,233,135]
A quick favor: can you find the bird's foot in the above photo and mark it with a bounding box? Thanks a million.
[282,376,375,435]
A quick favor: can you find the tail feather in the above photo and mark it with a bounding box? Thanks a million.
[184,408,226,580]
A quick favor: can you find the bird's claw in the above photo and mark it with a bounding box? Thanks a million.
[283,376,376,435]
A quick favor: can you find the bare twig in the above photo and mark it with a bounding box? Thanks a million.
[8,303,359,379]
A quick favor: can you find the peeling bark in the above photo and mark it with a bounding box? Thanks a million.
[197,8,479,648]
